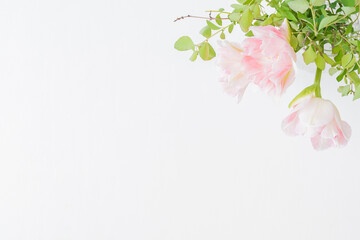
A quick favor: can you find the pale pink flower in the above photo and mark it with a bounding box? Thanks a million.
[282,96,351,150]
[217,20,296,101]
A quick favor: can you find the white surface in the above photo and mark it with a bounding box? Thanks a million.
[0,0,360,239]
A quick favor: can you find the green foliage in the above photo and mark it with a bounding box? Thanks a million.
[318,15,338,30]
[290,35,298,49]
[315,53,326,70]
[189,51,198,61]
[174,36,194,51]
[310,0,325,7]
[348,71,360,85]
[220,32,226,39]
[200,26,212,38]
[207,20,220,30]
[215,14,222,26]
[323,54,336,67]
[337,70,347,82]
[228,23,234,33]
[354,85,360,100]
[199,42,216,61]
[303,46,316,65]
[338,85,351,96]
[288,0,310,13]
[174,0,360,101]
[240,8,254,32]
[342,0,356,6]
[329,68,338,76]
[342,6,356,15]
[289,85,316,107]
[229,12,241,22]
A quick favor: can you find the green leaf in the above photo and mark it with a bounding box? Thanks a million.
[240,8,253,32]
[231,4,244,9]
[347,57,357,69]
[320,8,328,16]
[342,0,355,6]
[289,85,316,108]
[239,0,253,4]
[343,44,352,52]
[290,35,298,49]
[302,46,316,65]
[318,15,338,30]
[310,0,325,6]
[297,33,305,47]
[345,24,353,34]
[297,13,313,26]
[252,4,261,18]
[342,53,353,68]
[215,14,222,26]
[315,53,326,70]
[329,67,338,76]
[342,86,350,96]
[228,23,234,33]
[290,22,299,31]
[174,36,194,51]
[189,51,198,61]
[220,32,226,39]
[206,20,220,30]
[330,1,337,8]
[229,12,241,22]
[333,45,341,54]
[334,51,343,63]
[338,85,351,96]
[323,54,336,66]
[199,42,216,61]
[245,30,254,37]
[281,10,298,21]
[348,71,360,85]
[342,7,356,15]
[337,70,347,82]
[261,15,273,26]
[200,26,212,38]
[354,84,360,100]
[288,0,310,13]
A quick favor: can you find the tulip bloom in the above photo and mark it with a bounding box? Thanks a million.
[282,96,351,150]
[217,20,296,101]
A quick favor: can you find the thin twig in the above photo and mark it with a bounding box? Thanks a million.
[173,15,229,22]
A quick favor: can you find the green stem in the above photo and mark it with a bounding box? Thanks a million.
[314,68,322,98]
[196,24,231,46]
[205,10,231,14]
[310,6,318,35]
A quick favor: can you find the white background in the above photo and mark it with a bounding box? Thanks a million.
[0,0,360,239]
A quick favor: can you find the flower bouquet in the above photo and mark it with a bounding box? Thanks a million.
[174,0,360,150]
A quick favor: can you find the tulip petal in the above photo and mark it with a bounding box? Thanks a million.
[217,25,296,100]
[282,97,351,150]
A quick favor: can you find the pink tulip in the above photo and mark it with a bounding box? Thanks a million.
[217,20,296,101]
[282,96,351,150]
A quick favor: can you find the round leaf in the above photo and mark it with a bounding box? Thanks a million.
[174,36,194,51]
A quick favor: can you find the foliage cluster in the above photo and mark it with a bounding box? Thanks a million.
[175,0,360,100]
